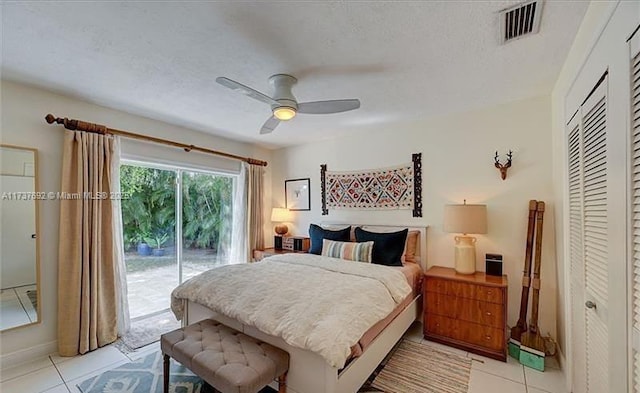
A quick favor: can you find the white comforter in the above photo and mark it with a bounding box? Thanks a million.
[170,253,411,368]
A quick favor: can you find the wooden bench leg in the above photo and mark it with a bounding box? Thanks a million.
[163,354,170,393]
[277,372,287,393]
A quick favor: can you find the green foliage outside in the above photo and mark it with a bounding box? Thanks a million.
[120,165,234,255]
[182,171,233,254]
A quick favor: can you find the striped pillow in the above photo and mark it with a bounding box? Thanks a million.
[321,239,374,263]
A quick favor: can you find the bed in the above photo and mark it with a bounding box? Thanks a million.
[171,224,428,393]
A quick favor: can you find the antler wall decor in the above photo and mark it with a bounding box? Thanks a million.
[494,150,513,180]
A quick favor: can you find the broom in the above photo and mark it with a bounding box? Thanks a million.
[508,200,538,359]
[520,201,546,371]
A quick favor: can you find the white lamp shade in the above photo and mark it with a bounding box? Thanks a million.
[271,207,292,222]
[443,204,487,234]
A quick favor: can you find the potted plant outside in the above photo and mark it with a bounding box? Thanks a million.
[144,232,169,257]
[137,241,152,256]
[134,233,152,256]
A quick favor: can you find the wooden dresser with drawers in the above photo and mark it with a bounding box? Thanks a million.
[423,266,508,361]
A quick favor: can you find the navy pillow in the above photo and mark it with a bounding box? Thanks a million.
[354,227,408,267]
[308,224,351,255]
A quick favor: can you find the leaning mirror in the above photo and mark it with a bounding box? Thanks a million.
[0,144,40,331]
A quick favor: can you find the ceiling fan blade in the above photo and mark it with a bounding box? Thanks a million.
[260,116,280,134]
[297,99,361,114]
[216,77,278,106]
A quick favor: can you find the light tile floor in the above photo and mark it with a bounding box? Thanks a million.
[1,322,568,393]
[395,322,568,393]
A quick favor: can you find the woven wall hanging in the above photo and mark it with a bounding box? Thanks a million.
[321,153,422,217]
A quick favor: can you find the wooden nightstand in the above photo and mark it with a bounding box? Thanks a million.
[252,248,307,261]
[423,266,508,361]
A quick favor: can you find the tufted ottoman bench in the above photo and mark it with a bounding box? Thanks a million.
[161,319,289,393]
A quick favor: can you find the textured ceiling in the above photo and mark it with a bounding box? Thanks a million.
[2,1,588,149]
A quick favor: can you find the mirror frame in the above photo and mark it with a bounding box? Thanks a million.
[1,144,41,331]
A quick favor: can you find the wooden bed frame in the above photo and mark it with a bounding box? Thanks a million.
[184,224,428,393]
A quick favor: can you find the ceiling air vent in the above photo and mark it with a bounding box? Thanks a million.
[500,0,543,44]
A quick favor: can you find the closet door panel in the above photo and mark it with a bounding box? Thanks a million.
[567,114,587,393]
[630,40,640,393]
[582,79,610,393]
[567,77,611,393]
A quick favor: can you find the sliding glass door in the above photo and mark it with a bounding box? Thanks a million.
[181,170,234,280]
[120,162,235,319]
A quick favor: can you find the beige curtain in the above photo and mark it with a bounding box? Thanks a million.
[247,164,264,257]
[57,130,119,356]
[110,138,130,336]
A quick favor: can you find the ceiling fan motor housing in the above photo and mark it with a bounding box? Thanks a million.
[269,74,298,110]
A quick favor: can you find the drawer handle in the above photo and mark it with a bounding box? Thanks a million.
[485,311,492,316]
[435,323,440,328]
[487,291,493,295]
[484,335,492,341]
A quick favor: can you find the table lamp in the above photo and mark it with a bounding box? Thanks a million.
[443,201,487,274]
[271,207,292,236]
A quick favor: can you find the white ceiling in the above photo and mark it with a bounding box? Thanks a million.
[2,1,588,149]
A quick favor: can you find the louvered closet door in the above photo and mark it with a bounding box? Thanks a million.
[567,114,587,393]
[567,76,610,393]
[582,80,609,393]
[630,34,640,393]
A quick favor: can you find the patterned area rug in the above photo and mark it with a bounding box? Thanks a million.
[80,340,470,393]
[78,351,276,393]
[366,339,472,393]
[119,310,181,351]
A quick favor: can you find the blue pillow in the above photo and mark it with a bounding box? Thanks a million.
[354,227,408,267]
[308,224,351,255]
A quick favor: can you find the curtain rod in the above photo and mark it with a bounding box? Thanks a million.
[44,114,268,167]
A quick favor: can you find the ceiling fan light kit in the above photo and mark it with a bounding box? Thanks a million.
[273,107,296,121]
[216,73,361,134]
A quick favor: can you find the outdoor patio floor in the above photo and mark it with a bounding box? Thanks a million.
[125,250,226,319]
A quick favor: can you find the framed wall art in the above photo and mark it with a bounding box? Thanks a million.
[285,178,311,211]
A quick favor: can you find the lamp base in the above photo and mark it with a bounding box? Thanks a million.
[274,224,288,236]
[454,235,477,275]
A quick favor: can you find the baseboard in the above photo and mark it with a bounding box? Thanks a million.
[556,347,569,392]
[0,340,57,370]
[557,347,566,370]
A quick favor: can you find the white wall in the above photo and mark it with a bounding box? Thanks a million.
[0,80,272,360]
[271,95,558,340]
[551,0,639,389]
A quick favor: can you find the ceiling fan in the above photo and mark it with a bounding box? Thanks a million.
[216,74,361,134]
